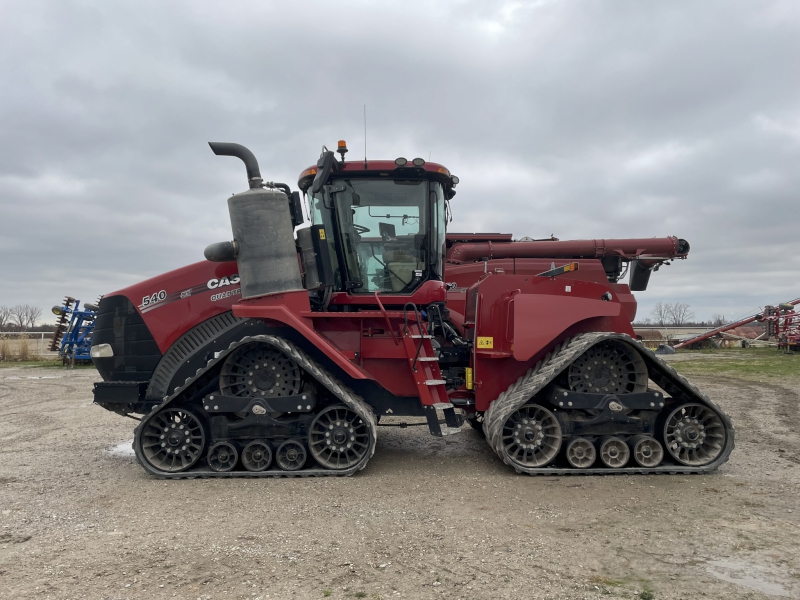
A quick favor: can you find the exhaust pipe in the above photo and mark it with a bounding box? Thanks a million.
[208,142,263,189]
[206,142,302,298]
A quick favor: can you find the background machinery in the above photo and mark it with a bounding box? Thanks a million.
[90,141,735,477]
[674,298,800,351]
[51,297,98,365]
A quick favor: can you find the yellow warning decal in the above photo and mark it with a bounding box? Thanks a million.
[477,337,494,349]
[319,229,326,240]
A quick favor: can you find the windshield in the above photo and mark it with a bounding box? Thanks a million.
[337,179,429,293]
[308,178,445,294]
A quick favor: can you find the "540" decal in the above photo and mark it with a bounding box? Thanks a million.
[140,290,167,309]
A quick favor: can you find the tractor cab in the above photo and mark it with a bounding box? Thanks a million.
[297,142,458,302]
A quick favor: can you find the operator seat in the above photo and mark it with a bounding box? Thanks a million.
[382,234,427,291]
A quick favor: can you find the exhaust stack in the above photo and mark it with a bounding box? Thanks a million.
[208,142,263,189]
[205,142,302,299]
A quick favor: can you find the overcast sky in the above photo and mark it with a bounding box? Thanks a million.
[1,0,798,325]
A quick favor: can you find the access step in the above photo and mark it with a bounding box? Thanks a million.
[424,405,465,437]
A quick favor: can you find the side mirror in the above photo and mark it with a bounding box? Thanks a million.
[311,150,338,194]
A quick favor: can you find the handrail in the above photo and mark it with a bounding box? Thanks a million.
[373,291,399,345]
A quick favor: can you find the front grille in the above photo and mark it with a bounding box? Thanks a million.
[92,295,162,382]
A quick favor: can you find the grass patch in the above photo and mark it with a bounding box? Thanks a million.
[588,575,624,587]
[672,348,799,381]
[0,359,95,369]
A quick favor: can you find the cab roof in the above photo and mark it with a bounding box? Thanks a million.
[297,159,453,193]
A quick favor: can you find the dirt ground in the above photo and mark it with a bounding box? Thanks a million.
[1,357,800,600]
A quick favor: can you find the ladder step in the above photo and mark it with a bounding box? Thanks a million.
[425,380,446,385]
[410,334,433,339]
[416,357,438,362]
[433,402,454,409]
[440,426,463,436]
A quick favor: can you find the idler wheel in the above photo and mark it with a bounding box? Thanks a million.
[565,437,596,468]
[630,435,664,468]
[664,403,726,466]
[308,405,371,470]
[207,441,238,472]
[220,344,303,399]
[140,407,206,473]
[500,404,562,468]
[276,439,307,471]
[599,436,630,468]
[567,341,648,394]
[241,440,272,472]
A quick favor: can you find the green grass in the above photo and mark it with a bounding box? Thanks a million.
[672,348,799,381]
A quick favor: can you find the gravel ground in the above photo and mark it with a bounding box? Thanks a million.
[1,359,799,600]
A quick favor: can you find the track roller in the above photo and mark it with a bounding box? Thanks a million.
[565,437,596,468]
[241,440,272,472]
[599,436,629,468]
[208,442,238,472]
[630,435,663,468]
[276,439,307,471]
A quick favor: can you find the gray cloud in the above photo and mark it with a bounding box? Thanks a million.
[1,0,798,324]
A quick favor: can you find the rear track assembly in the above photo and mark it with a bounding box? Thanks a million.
[483,333,735,475]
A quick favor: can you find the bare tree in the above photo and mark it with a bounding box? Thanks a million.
[710,314,727,327]
[0,306,11,330]
[23,305,42,329]
[10,305,26,330]
[668,302,694,326]
[650,302,670,326]
[7,305,42,330]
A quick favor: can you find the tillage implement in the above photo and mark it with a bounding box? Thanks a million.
[90,140,734,477]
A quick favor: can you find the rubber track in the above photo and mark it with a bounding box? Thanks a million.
[483,332,736,475]
[132,335,378,479]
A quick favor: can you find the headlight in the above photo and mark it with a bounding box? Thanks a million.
[90,344,114,358]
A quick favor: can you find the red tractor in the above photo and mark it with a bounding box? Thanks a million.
[90,141,734,477]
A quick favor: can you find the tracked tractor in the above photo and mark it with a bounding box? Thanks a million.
[90,141,734,477]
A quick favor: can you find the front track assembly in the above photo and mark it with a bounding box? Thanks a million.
[132,335,377,479]
[483,333,735,475]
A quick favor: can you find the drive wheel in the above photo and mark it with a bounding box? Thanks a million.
[241,440,272,472]
[207,442,238,472]
[140,407,206,472]
[663,403,726,466]
[567,341,648,394]
[501,404,562,468]
[308,405,371,470]
[276,439,307,471]
[220,344,303,398]
[599,436,630,468]
[566,437,596,468]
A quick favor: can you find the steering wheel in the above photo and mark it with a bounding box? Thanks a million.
[353,224,371,234]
